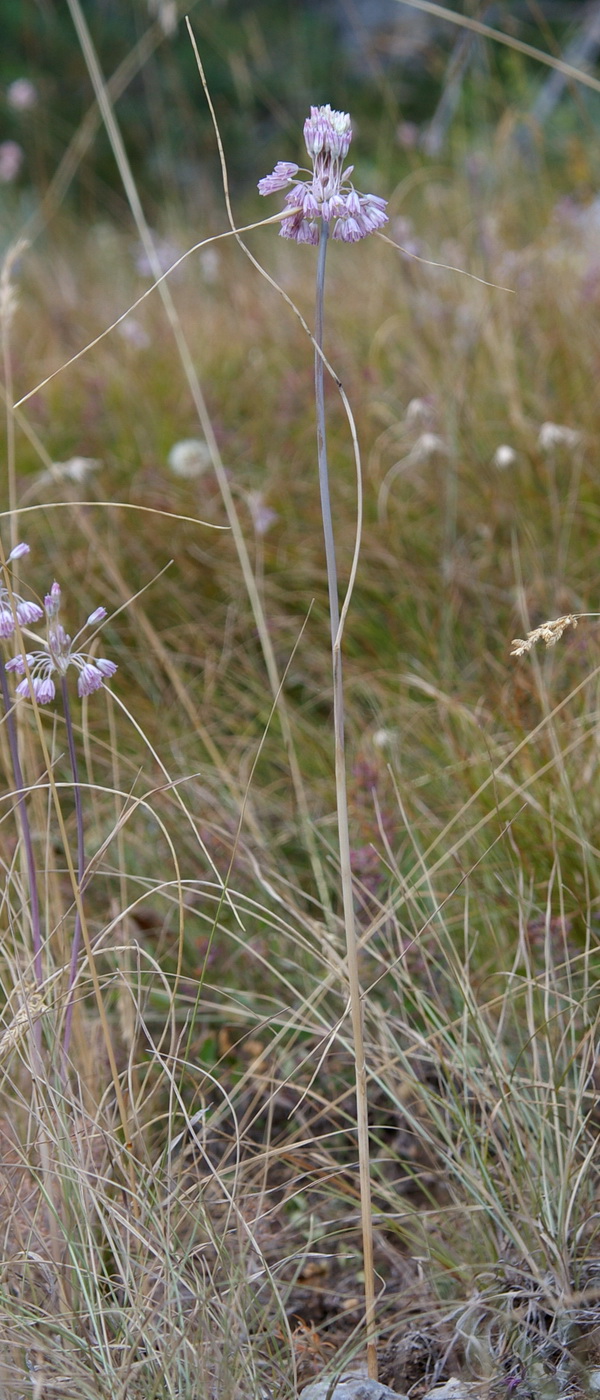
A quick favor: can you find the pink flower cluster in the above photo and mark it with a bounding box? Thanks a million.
[258,104,388,245]
[7,581,117,703]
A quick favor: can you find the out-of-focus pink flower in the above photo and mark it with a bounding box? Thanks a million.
[134,234,184,279]
[0,142,24,183]
[396,121,419,150]
[199,248,220,284]
[117,317,150,349]
[6,79,37,112]
[247,491,278,536]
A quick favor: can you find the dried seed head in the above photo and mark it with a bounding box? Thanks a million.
[0,238,28,332]
[510,615,578,657]
[492,445,517,469]
[538,422,582,453]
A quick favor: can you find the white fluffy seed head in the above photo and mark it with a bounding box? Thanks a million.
[167,439,211,480]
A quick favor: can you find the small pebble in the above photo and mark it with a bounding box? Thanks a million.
[299,1376,408,1400]
[422,1382,475,1400]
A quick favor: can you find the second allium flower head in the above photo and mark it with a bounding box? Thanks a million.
[258,104,388,245]
[6,581,117,703]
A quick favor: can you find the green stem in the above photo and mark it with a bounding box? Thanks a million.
[314,222,378,1379]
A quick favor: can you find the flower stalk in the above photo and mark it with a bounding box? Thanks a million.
[258,102,386,1374]
[314,220,378,1379]
[0,656,43,986]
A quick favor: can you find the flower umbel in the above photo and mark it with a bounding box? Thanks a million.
[510,614,578,657]
[7,581,117,703]
[258,104,388,245]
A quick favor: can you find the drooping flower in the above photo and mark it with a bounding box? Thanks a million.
[0,543,43,639]
[258,104,388,245]
[6,581,117,703]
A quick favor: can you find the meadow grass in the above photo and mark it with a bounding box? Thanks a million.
[2,24,600,1396]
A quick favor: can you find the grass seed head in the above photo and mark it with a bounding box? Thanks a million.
[510,614,578,657]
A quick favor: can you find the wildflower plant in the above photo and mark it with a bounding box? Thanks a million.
[259,104,387,1378]
[7,577,117,1052]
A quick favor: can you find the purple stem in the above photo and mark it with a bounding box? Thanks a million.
[314,220,377,1372]
[62,676,85,1056]
[0,658,43,985]
[314,221,341,652]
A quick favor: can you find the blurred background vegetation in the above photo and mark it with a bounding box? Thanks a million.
[2,1,600,226]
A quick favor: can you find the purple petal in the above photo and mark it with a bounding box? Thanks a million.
[357,195,388,232]
[96,658,117,678]
[77,663,104,697]
[35,677,56,704]
[296,184,320,218]
[86,607,107,626]
[280,217,319,245]
[0,607,15,638]
[44,582,61,617]
[5,654,26,673]
[332,217,363,243]
[7,543,30,562]
[258,161,299,196]
[16,600,44,625]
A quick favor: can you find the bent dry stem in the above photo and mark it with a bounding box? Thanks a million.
[315,222,377,1378]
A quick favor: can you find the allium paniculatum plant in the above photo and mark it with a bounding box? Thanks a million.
[7,578,117,1054]
[260,104,387,1379]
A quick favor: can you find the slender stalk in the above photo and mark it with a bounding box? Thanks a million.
[314,222,378,1379]
[0,659,43,985]
[62,676,85,1055]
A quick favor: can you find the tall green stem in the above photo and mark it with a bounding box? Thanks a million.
[314,222,378,1379]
